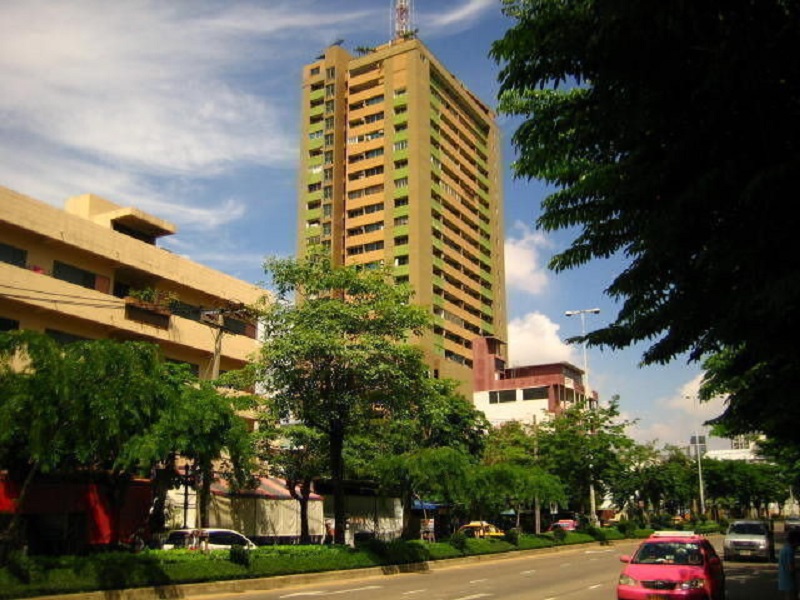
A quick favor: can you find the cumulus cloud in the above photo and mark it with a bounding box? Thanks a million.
[504,221,551,295]
[507,311,575,366]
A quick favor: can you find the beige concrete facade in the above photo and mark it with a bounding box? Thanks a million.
[0,186,264,378]
[298,38,507,396]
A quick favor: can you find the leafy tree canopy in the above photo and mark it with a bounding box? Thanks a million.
[254,250,434,543]
[491,0,800,443]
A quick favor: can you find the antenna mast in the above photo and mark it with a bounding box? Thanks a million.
[392,0,414,41]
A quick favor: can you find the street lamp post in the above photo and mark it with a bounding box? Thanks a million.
[565,308,601,526]
[685,396,707,516]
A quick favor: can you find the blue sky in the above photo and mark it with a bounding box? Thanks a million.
[0,0,726,449]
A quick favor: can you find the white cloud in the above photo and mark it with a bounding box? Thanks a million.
[504,221,551,295]
[507,311,575,366]
[425,0,497,33]
[626,373,729,449]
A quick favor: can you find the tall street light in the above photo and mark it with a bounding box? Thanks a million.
[565,308,601,526]
[685,395,707,516]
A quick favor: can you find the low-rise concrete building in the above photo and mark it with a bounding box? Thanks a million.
[0,185,263,377]
[472,336,591,426]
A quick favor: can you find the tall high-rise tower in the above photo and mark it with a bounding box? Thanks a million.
[297,30,506,396]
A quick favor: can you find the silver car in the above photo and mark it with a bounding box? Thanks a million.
[723,520,774,561]
[162,528,257,550]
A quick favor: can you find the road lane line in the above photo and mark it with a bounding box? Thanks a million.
[279,593,324,598]
[402,590,427,595]
[520,569,537,575]
[452,595,492,600]
[328,586,382,595]
[470,578,489,583]
[588,583,603,589]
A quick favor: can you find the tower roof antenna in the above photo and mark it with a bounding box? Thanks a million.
[392,0,415,41]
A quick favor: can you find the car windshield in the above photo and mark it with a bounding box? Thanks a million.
[729,523,766,535]
[633,542,703,565]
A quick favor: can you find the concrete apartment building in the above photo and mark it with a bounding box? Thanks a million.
[472,336,591,427]
[297,35,507,395]
[0,186,263,379]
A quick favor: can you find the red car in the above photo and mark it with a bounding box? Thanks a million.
[547,519,578,532]
[617,531,725,600]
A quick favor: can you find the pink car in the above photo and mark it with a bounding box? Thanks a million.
[547,519,578,531]
[617,532,725,600]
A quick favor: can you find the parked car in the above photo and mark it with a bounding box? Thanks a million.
[785,517,800,533]
[723,520,774,561]
[617,531,726,600]
[547,519,578,532]
[456,521,505,538]
[161,528,257,550]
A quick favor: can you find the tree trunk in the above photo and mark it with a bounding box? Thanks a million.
[329,425,346,545]
[198,460,212,528]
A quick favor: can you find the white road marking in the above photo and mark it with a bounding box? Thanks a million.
[588,583,603,589]
[470,578,489,583]
[328,586,382,595]
[520,569,537,575]
[280,593,324,598]
[402,591,427,596]
[453,595,492,600]
[560,562,572,567]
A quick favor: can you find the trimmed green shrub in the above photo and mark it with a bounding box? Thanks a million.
[516,535,554,550]
[229,545,251,568]
[551,526,567,543]
[448,531,468,553]
[503,527,520,546]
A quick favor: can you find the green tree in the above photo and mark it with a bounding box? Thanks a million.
[491,0,800,444]
[0,331,254,547]
[255,422,329,543]
[535,399,634,517]
[352,378,489,537]
[254,250,432,544]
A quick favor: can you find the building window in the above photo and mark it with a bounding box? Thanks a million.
[52,261,99,291]
[395,196,409,207]
[46,329,90,345]
[523,387,549,401]
[394,235,409,246]
[310,66,320,76]
[325,100,334,112]
[0,242,27,268]
[325,116,335,130]
[326,67,336,78]
[394,140,408,151]
[394,255,409,266]
[0,317,20,331]
[489,390,517,404]
[394,215,409,226]
[323,203,333,217]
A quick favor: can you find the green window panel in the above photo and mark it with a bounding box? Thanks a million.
[433,275,444,287]
[304,224,321,238]
[394,148,408,161]
[308,155,323,167]
[393,224,409,237]
[305,207,322,221]
[394,166,409,180]
[481,285,493,300]
[307,171,323,185]
[309,136,324,150]
[310,88,325,102]
[432,237,443,250]
[393,205,410,218]
[394,130,408,142]
[393,186,409,199]
[433,256,444,269]
[307,190,323,203]
[310,104,324,118]
[393,264,410,277]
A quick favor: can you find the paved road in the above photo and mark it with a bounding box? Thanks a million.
[191,535,788,600]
